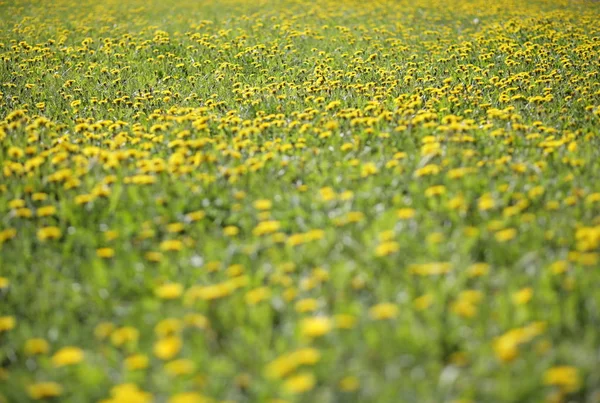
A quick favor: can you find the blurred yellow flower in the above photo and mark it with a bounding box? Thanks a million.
[300,317,332,338]
[24,338,49,355]
[28,382,63,400]
[52,346,84,367]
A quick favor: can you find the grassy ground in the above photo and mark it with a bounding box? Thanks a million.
[1,0,600,401]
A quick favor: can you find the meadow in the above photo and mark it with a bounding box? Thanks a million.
[1,0,600,401]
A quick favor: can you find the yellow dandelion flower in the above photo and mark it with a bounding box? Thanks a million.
[168,392,212,403]
[165,359,196,376]
[52,346,84,367]
[160,239,184,251]
[154,336,182,360]
[96,247,115,258]
[300,316,333,338]
[0,316,16,332]
[284,373,316,394]
[369,303,399,320]
[27,382,63,400]
[37,226,62,241]
[543,366,581,393]
[495,228,517,242]
[125,354,149,371]
[397,208,416,219]
[24,338,49,355]
[155,283,184,299]
[375,241,399,257]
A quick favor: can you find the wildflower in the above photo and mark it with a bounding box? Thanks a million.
[37,226,62,241]
[125,354,149,371]
[154,336,182,360]
[397,208,416,219]
[168,392,212,403]
[245,287,271,305]
[101,383,152,403]
[223,226,240,236]
[37,206,56,217]
[52,346,84,367]
[27,382,63,400]
[0,316,16,332]
[252,220,280,236]
[512,288,533,305]
[495,228,517,242]
[160,239,184,251]
[165,359,195,376]
[254,199,272,210]
[110,326,139,347]
[24,338,49,355]
[284,373,316,394]
[300,317,333,338]
[155,283,183,299]
[375,241,399,256]
[543,366,581,393]
[97,247,115,258]
[369,303,399,320]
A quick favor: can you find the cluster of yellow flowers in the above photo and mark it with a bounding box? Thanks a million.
[1,0,599,401]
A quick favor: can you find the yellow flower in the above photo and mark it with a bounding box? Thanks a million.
[375,241,399,257]
[512,287,533,305]
[0,277,8,288]
[369,303,399,320]
[145,251,163,262]
[167,223,185,233]
[37,205,57,217]
[295,298,318,313]
[495,228,517,242]
[467,263,490,277]
[397,208,416,219]
[284,373,316,394]
[155,318,183,337]
[0,316,16,332]
[183,313,208,329]
[168,392,212,403]
[0,228,17,244]
[24,338,49,355]
[27,382,63,400]
[160,239,184,251]
[102,383,152,403]
[97,247,115,258]
[186,210,206,222]
[252,220,280,236]
[52,346,84,367]
[253,199,272,210]
[154,336,182,360]
[543,366,581,392]
[245,287,271,305]
[223,226,239,236]
[300,317,333,338]
[414,294,434,311]
[165,359,195,376]
[37,226,62,241]
[125,354,149,371]
[155,283,183,299]
[110,326,139,347]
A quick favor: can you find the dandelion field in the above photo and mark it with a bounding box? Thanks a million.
[1,0,600,401]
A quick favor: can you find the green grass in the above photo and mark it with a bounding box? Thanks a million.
[1,0,600,401]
